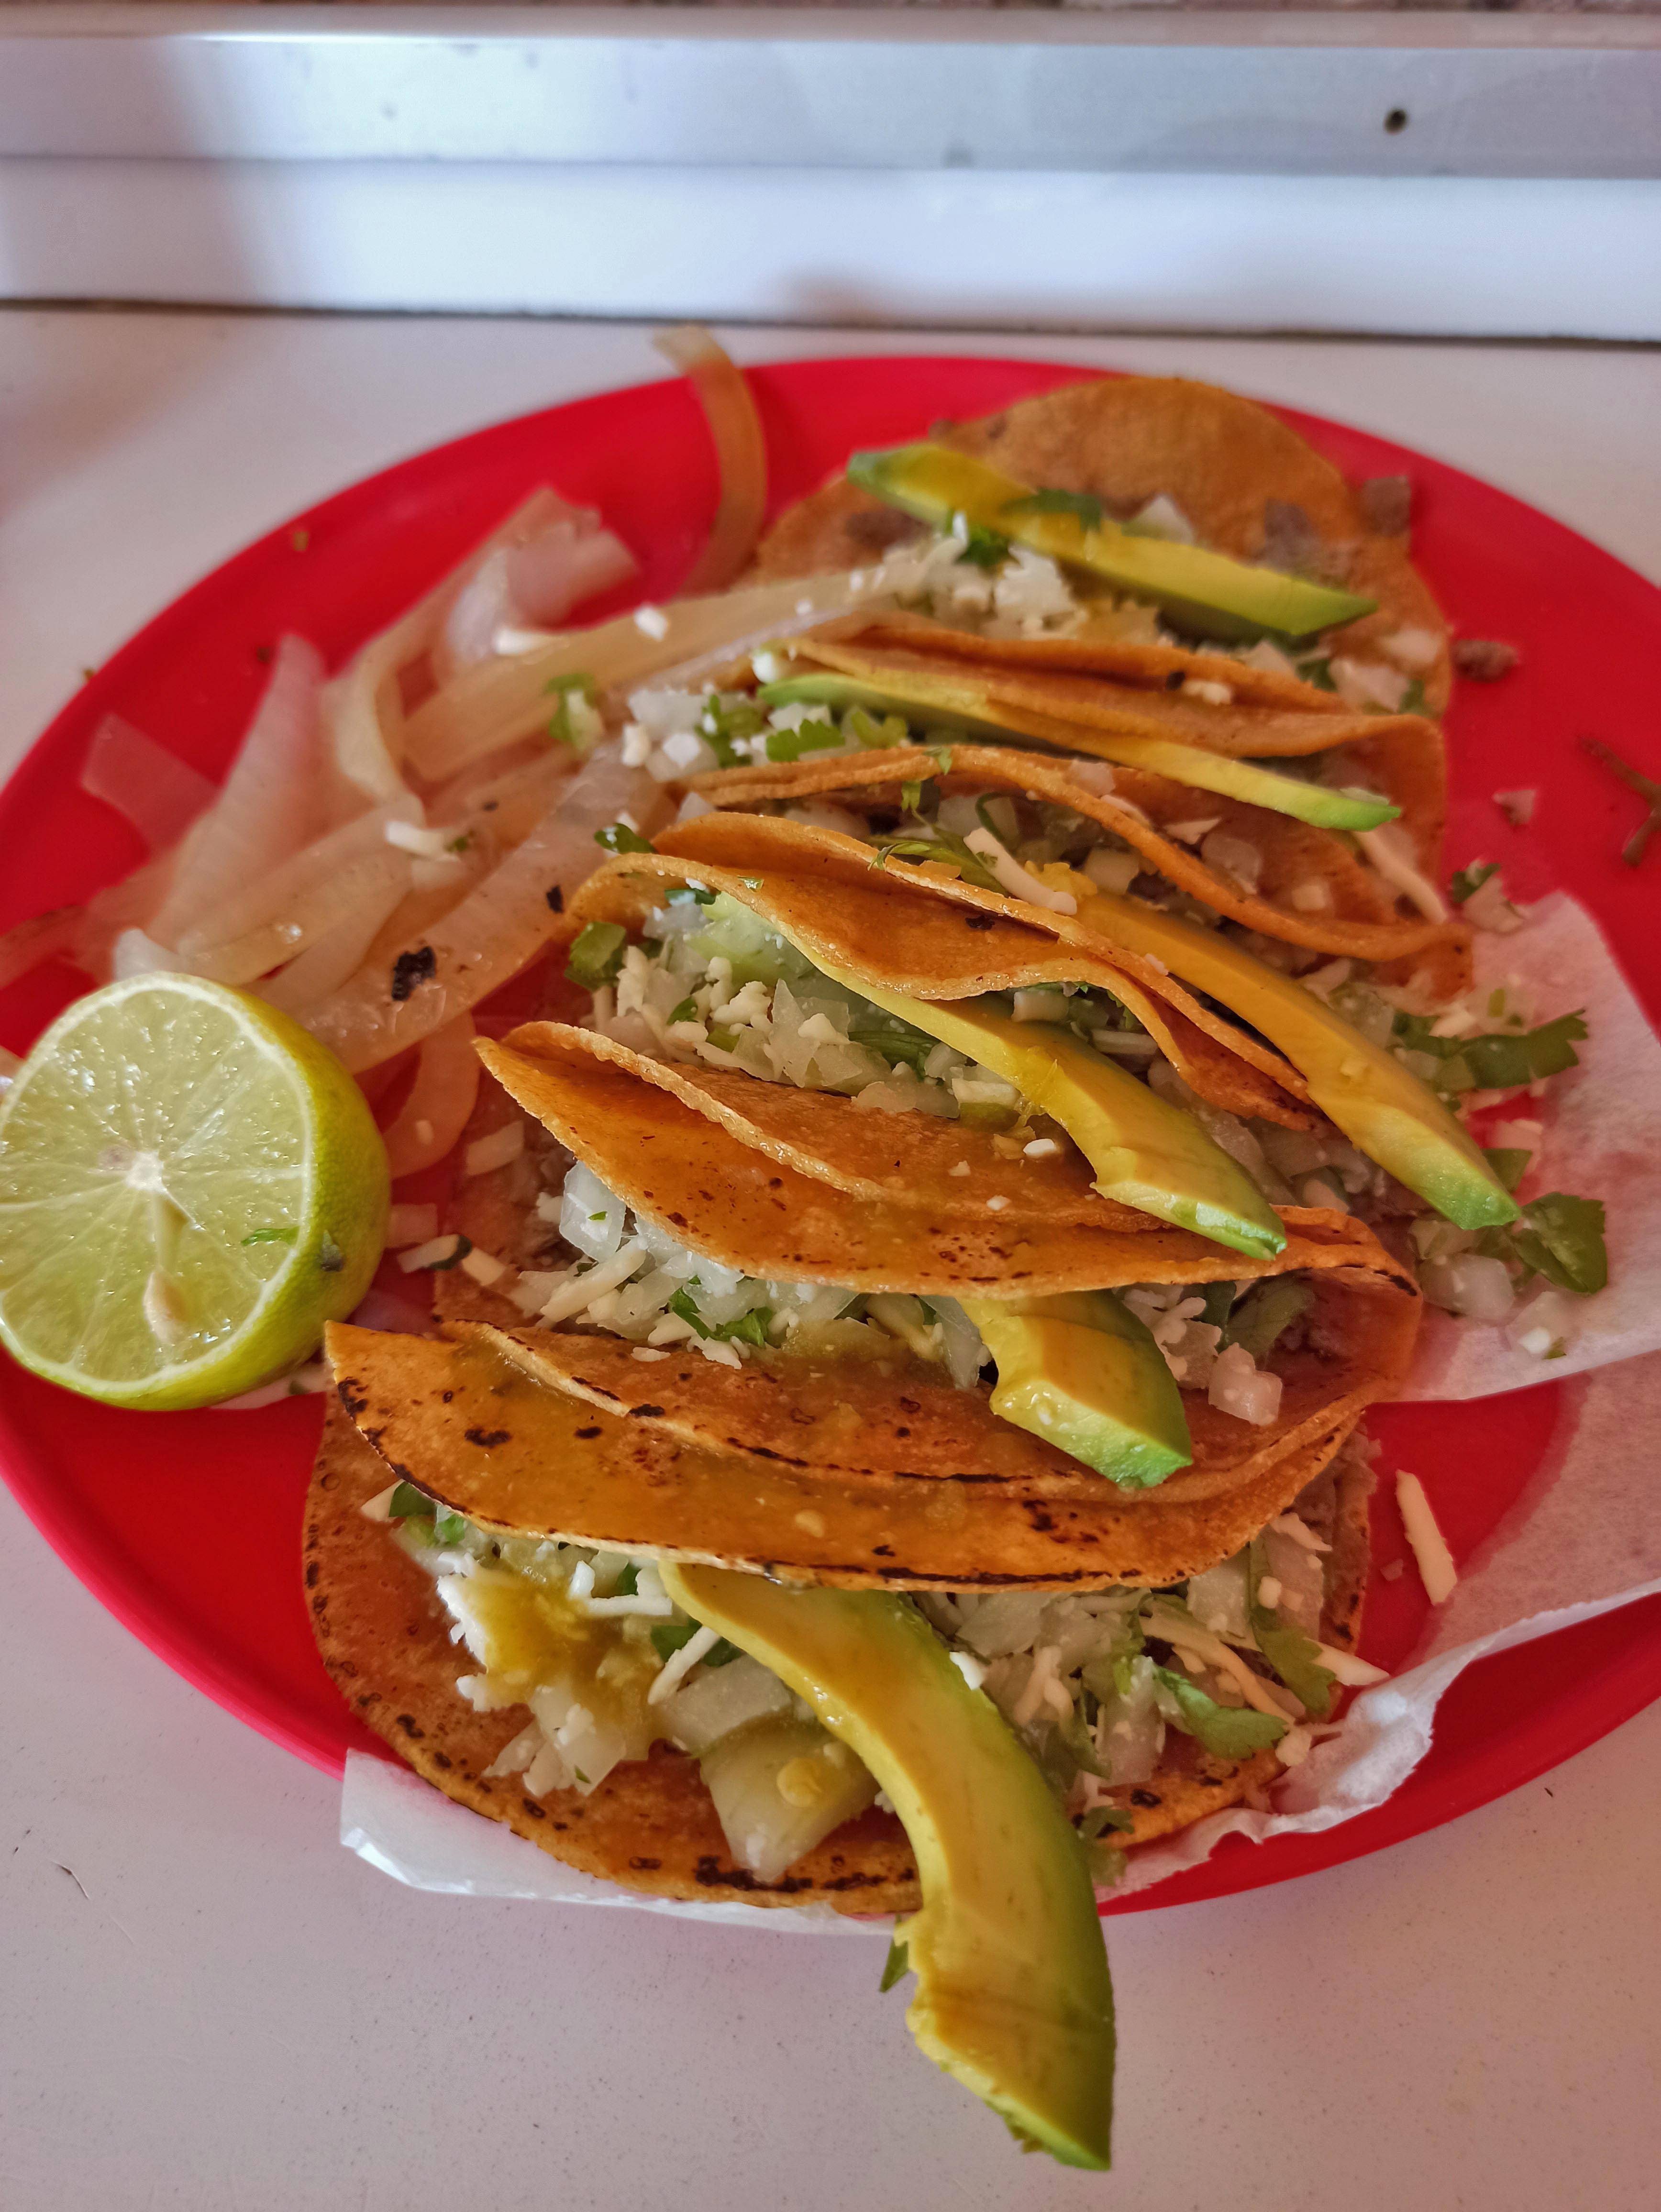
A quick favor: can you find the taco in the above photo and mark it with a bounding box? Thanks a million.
[750,373,1450,706]
[434,1019,1420,1516]
[309,1348,1379,1902]
[564,810,1517,1252]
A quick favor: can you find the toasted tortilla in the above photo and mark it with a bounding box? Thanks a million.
[476,1021,1334,1297]
[571,815,1317,1129]
[305,1398,1373,1905]
[470,1020,1418,1502]
[685,742,1467,984]
[777,634,1448,881]
[829,608,1383,715]
[325,1303,1409,1589]
[305,1398,918,1913]
[753,372,1450,711]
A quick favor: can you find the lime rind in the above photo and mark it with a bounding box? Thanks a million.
[0,973,388,1410]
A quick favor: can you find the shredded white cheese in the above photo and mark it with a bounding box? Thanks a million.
[464,1122,526,1178]
[963,828,1077,916]
[647,1625,720,1704]
[1396,1470,1459,1604]
[1356,825,1449,923]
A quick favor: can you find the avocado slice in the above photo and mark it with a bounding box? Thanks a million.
[1070,889,1519,1230]
[960,1291,1191,1489]
[818,972,1285,1260]
[660,1562,1116,2169]
[847,442,1376,644]
[758,670,1400,834]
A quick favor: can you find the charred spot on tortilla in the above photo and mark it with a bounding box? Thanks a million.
[390,944,437,1001]
[464,1426,511,1449]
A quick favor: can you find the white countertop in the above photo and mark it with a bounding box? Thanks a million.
[2,311,1659,2212]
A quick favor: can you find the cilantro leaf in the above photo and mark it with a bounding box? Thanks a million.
[1248,1539,1334,1717]
[1460,1012,1585,1090]
[867,828,1002,892]
[668,1290,773,1346]
[720,1308,773,1349]
[1394,1009,1585,1094]
[1509,1193,1608,1294]
[1077,1805,1134,1841]
[651,1622,700,1662]
[595,822,653,855]
[1153,1667,1287,1759]
[1223,1277,1312,1361]
[698,691,766,768]
[388,1481,433,1521]
[953,529,1007,570]
[565,920,628,990]
[1450,861,1499,905]
[879,1938,911,1993]
[1483,1146,1531,1194]
[845,706,912,751]
[613,1561,640,1597]
[900,778,925,814]
[764,716,845,765]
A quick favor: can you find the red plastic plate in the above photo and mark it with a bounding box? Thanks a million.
[2,354,1658,1914]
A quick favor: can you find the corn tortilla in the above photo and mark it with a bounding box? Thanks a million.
[780,634,1448,880]
[753,373,1450,711]
[686,741,1468,986]
[572,818,1317,1129]
[305,1399,1373,1905]
[324,1315,1407,1591]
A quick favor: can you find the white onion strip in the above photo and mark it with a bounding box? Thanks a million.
[181,851,411,987]
[259,866,415,1012]
[380,1016,482,1179]
[80,717,215,854]
[301,744,665,1072]
[172,798,421,967]
[325,493,574,807]
[150,636,328,944]
[653,324,767,596]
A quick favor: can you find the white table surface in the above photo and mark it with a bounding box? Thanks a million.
[2,311,1659,2212]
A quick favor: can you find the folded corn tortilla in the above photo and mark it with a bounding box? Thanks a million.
[684,741,1466,988]
[752,372,1450,711]
[571,814,1318,1129]
[465,1021,1419,1512]
[305,1387,1374,1908]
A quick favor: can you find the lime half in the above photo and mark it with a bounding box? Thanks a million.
[0,974,388,1410]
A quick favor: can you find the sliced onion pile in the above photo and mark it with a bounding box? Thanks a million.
[0,333,891,1201]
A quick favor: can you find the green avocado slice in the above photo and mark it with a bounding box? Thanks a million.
[1071,889,1519,1230]
[758,670,1400,834]
[819,973,1285,1260]
[847,442,1376,643]
[960,1291,1191,1489]
[660,1562,1116,2170]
